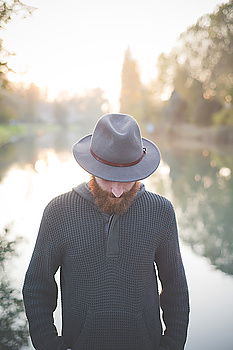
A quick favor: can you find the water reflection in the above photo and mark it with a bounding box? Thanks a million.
[0,227,29,350]
[0,126,85,181]
[1,132,233,350]
[149,141,233,276]
[1,133,233,277]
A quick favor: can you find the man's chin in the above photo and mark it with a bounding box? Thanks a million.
[88,176,140,215]
[94,196,131,215]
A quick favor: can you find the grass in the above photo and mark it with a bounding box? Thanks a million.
[0,124,28,147]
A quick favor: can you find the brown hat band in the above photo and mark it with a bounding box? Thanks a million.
[90,148,146,167]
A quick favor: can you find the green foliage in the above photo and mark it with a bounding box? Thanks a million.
[0,227,18,264]
[0,227,29,349]
[0,124,25,146]
[179,0,233,104]
[155,0,233,127]
[213,107,233,126]
[0,280,29,350]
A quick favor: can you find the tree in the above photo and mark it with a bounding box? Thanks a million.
[119,47,144,120]
[154,1,232,125]
[179,0,233,104]
[0,1,33,28]
[0,1,34,89]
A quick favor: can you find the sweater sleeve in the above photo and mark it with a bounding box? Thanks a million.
[22,204,67,350]
[155,201,190,350]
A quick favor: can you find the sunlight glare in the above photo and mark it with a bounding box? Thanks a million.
[219,167,231,178]
[2,0,223,107]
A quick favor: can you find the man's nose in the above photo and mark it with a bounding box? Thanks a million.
[111,183,124,198]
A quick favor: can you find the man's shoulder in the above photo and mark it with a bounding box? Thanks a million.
[143,190,174,214]
[144,190,173,206]
[43,189,77,218]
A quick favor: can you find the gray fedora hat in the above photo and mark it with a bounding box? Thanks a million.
[72,113,161,182]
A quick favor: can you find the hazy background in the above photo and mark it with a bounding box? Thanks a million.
[1,0,224,107]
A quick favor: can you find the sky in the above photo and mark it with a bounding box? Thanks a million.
[2,0,227,109]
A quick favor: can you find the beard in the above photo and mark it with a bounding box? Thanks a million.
[88,175,141,215]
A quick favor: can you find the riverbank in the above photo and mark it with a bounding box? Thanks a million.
[0,124,28,147]
[0,123,62,148]
[153,122,233,145]
[1,121,233,150]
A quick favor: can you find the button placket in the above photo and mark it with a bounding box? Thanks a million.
[106,214,120,257]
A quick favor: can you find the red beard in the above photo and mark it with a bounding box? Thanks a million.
[88,175,141,215]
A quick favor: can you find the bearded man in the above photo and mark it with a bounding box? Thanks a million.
[22,113,190,350]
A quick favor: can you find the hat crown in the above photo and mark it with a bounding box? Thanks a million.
[90,113,143,164]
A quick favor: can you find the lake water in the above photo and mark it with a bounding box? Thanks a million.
[0,128,233,350]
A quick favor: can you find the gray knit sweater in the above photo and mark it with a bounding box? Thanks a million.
[22,182,190,350]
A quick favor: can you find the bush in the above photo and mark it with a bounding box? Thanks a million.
[0,228,29,350]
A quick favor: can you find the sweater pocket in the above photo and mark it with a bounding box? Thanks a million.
[72,308,154,350]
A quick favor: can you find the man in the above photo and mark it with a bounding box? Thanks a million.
[23,113,190,350]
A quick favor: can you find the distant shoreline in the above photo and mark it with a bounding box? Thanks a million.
[150,122,233,146]
[0,123,62,148]
[1,121,233,150]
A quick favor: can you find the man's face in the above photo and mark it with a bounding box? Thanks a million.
[88,175,140,215]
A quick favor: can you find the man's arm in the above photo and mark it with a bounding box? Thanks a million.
[22,204,67,350]
[155,201,190,350]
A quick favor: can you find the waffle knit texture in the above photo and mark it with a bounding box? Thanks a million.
[22,182,190,350]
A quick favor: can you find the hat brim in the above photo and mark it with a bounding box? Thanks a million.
[72,134,161,182]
